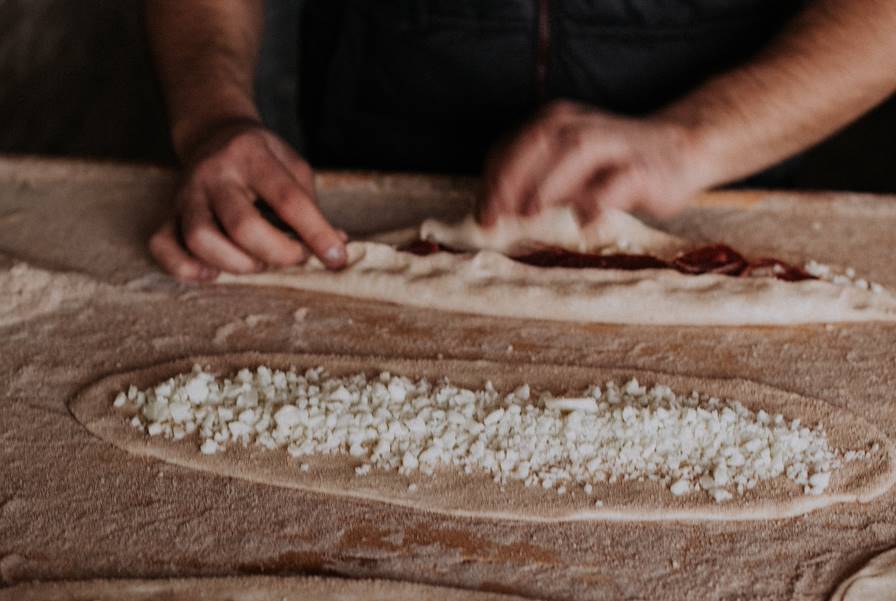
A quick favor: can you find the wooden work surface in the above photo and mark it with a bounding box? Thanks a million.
[1,157,895,600]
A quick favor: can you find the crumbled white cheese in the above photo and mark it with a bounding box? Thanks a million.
[670,479,690,496]
[544,397,598,413]
[118,365,862,503]
[804,260,885,293]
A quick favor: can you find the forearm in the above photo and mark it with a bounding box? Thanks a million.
[658,0,896,187]
[146,0,264,161]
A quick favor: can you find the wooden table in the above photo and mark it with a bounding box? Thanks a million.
[1,157,895,600]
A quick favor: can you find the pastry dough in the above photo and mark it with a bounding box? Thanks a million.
[831,547,896,601]
[69,353,896,522]
[420,207,687,256]
[218,210,896,325]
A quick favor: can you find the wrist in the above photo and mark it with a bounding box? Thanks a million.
[650,102,736,192]
[173,114,264,167]
[169,89,262,165]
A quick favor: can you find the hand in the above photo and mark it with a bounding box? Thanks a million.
[149,121,347,282]
[478,100,711,225]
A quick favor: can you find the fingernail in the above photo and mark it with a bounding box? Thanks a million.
[325,244,346,266]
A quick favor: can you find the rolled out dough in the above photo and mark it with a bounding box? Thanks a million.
[218,241,896,326]
[420,207,687,256]
[0,575,529,601]
[831,547,896,601]
[69,353,896,523]
[218,210,896,325]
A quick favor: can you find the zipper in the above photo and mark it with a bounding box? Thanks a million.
[535,0,551,102]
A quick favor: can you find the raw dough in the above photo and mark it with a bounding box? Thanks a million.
[420,207,687,256]
[218,240,896,326]
[218,209,896,325]
[69,353,896,523]
[831,547,896,601]
[0,575,529,601]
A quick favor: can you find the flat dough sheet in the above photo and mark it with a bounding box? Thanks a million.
[419,207,687,256]
[0,575,529,601]
[69,353,896,523]
[219,210,896,326]
[831,547,896,601]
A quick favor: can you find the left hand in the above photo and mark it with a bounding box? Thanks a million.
[478,100,711,225]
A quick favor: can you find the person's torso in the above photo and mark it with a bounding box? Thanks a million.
[300,0,805,173]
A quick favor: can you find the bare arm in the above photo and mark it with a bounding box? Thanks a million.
[481,0,896,223]
[146,0,263,161]
[146,1,346,281]
[662,0,896,189]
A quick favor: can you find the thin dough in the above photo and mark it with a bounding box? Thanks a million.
[0,575,529,601]
[420,207,688,256]
[219,209,896,325]
[69,353,896,523]
[831,547,896,601]
[218,240,896,325]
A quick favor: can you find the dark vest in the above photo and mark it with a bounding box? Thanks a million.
[300,1,804,174]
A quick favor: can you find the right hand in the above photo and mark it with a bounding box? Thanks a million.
[149,121,347,282]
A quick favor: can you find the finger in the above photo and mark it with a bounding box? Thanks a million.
[640,191,688,219]
[261,133,316,187]
[248,156,346,269]
[255,135,333,254]
[210,183,308,267]
[528,124,628,214]
[258,137,335,253]
[577,174,638,224]
[337,229,349,243]
[479,122,555,226]
[148,220,218,282]
[479,102,586,225]
[180,191,262,273]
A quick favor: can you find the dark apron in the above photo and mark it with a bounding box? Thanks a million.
[299,0,804,176]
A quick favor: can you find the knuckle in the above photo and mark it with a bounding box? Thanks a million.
[292,159,313,180]
[558,126,587,152]
[190,158,223,183]
[543,100,577,122]
[225,129,264,156]
[230,218,262,245]
[271,184,310,212]
[172,263,197,281]
[183,226,210,254]
[267,184,299,208]
[526,123,555,149]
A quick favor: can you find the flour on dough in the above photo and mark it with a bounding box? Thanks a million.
[0,575,529,601]
[831,547,896,601]
[420,207,687,256]
[217,209,896,325]
[69,353,896,523]
[219,243,896,326]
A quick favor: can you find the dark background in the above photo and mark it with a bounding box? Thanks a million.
[0,0,893,192]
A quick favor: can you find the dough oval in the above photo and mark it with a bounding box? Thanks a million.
[0,576,529,601]
[69,353,896,522]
